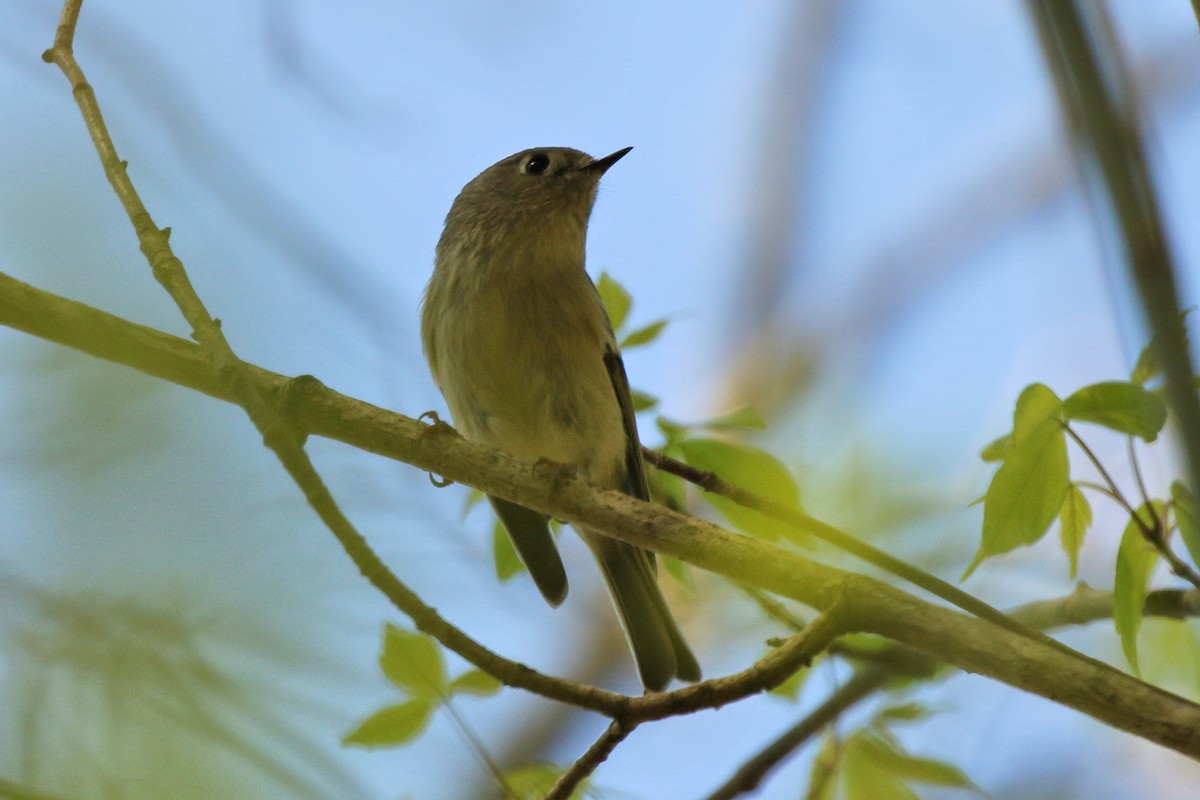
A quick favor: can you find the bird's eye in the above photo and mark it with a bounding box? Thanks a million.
[522,153,551,175]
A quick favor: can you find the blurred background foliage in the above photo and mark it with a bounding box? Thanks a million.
[3,1,1200,798]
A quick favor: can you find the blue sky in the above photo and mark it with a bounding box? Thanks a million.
[3,1,1200,798]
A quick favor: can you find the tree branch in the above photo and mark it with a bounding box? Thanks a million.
[3,273,1200,758]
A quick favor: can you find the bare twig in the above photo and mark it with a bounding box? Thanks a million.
[706,584,1200,799]
[642,448,1049,643]
[543,721,631,800]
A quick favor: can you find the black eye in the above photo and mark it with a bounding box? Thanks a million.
[522,153,551,175]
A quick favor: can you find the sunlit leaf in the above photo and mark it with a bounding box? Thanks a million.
[966,385,1067,578]
[1062,381,1167,442]
[1130,342,1161,385]
[1172,481,1200,570]
[678,437,802,542]
[596,272,631,332]
[703,407,768,432]
[655,416,688,445]
[979,433,1011,463]
[462,488,487,517]
[620,318,668,349]
[380,624,446,696]
[342,698,435,747]
[841,734,920,800]
[1130,309,1191,385]
[1114,502,1163,675]
[505,764,583,799]
[630,389,659,412]
[448,669,503,697]
[494,521,524,582]
[1059,484,1092,579]
[875,702,932,724]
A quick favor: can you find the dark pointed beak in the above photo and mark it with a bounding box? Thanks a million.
[584,146,633,175]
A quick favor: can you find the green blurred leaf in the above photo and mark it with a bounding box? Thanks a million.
[596,272,631,332]
[678,437,801,542]
[1131,342,1161,385]
[1130,309,1191,385]
[620,318,668,349]
[703,407,768,432]
[1114,502,1163,675]
[505,764,582,799]
[843,733,978,799]
[842,734,920,800]
[656,416,688,445]
[448,669,503,697]
[630,389,659,412]
[875,702,932,724]
[1062,381,1167,442]
[380,624,446,696]
[1012,383,1063,440]
[1059,484,1093,579]
[969,395,1068,576]
[1172,481,1200,570]
[979,433,1011,463]
[493,521,524,582]
[462,488,487,517]
[343,698,435,747]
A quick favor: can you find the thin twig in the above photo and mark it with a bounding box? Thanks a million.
[1062,424,1144,527]
[1129,437,1152,512]
[705,584,1200,799]
[643,448,1059,645]
[543,721,632,800]
[703,667,886,800]
[441,700,517,799]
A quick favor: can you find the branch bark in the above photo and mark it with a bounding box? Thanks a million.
[3,271,1200,759]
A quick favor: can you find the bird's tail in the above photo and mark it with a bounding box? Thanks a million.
[584,531,701,692]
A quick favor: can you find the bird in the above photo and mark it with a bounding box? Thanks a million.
[420,146,700,691]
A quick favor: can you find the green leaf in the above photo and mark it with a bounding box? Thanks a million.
[380,624,446,696]
[703,407,768,432]
[596,272,631,332]
[1062,381,1167,441]
[970,391,1068,576]
[630,389,659,412]
[1130,309,1192,385]
[493,520,524,582]
[1114,502,1163,675]
[979,433,1011,463]
[448,669,503,697]
[504,764,580,799]
[1059,484,1093,579]
[1172,481,1200,570]
[342,698,435,747]
[1012,383,1063,441]
[1130,342,1161,385]
[841,734,920,800]
[655,416,688,445]
[461,488,487,516]
[677,437,802,542]
[845,734,978,798]
[620,318,668,349]
[874,702,932,724]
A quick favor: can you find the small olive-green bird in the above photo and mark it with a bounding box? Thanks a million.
[420,147,700,691]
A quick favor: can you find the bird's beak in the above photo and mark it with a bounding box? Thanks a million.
[584,146,633,175]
